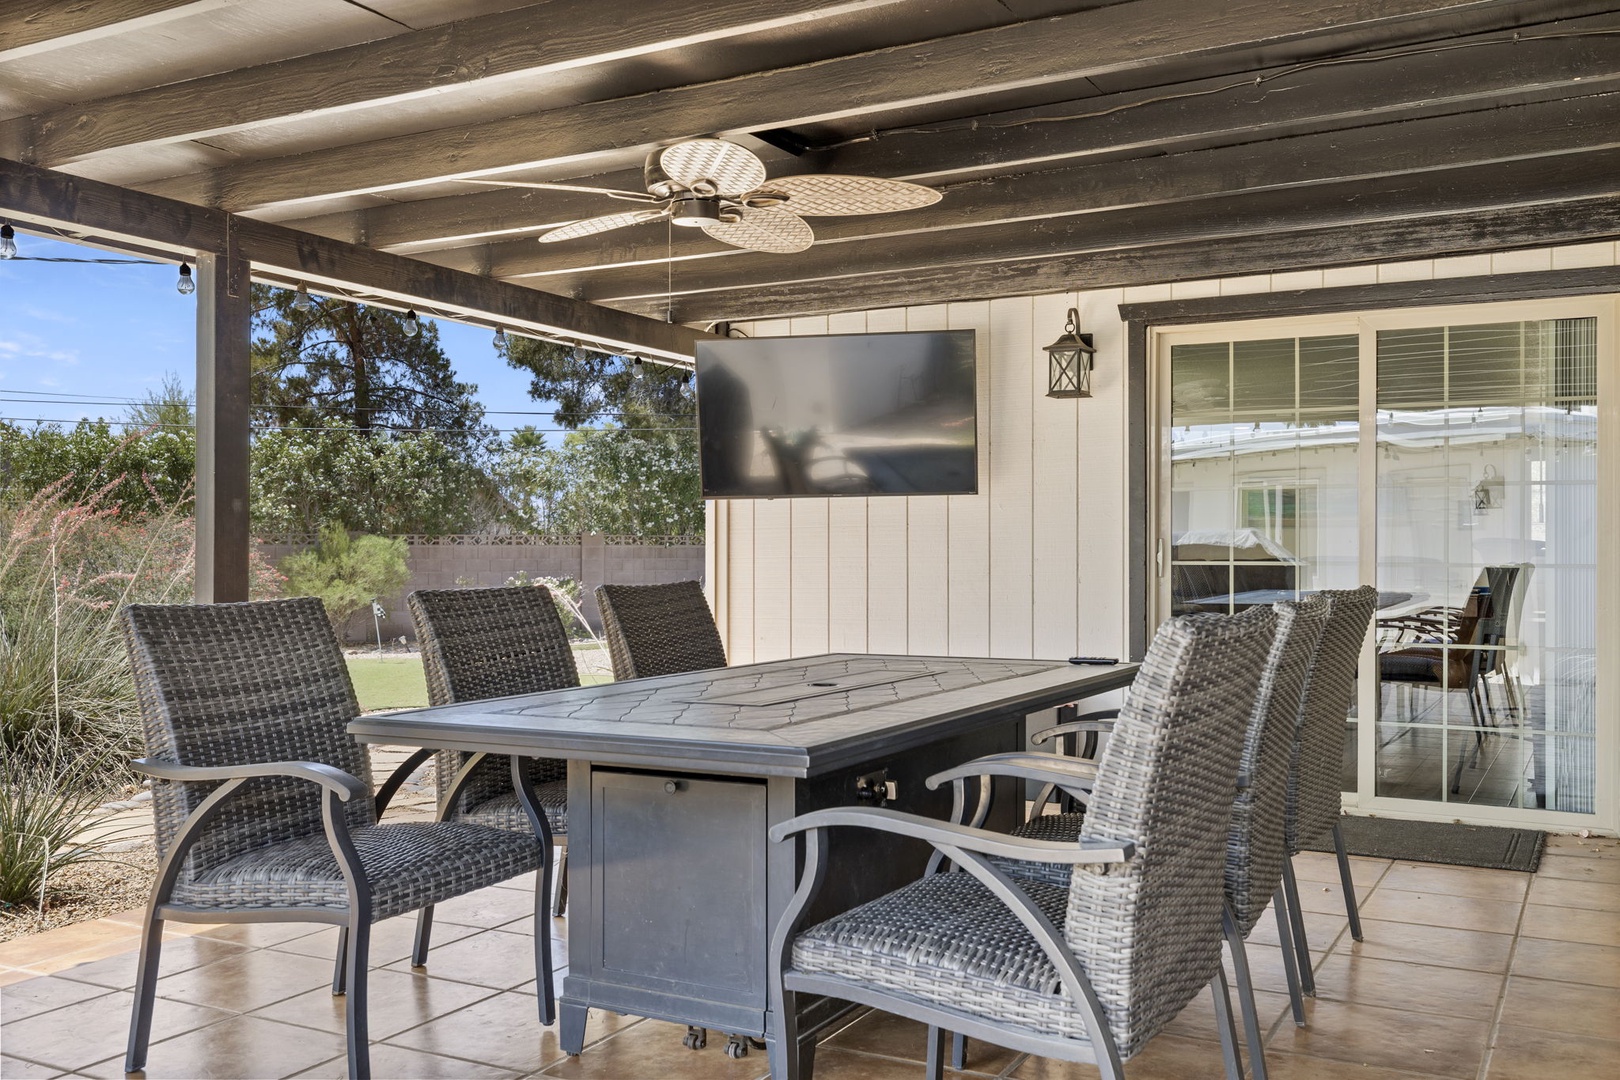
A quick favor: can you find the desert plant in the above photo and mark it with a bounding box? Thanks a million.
[280,525,409,636]
[0,742,130,910]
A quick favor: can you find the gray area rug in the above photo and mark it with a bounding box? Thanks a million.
[1306,815,1545,872]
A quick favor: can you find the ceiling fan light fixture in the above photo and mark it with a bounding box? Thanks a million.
[670,195,721,227]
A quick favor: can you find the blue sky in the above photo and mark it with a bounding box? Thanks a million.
[0,232,548,433]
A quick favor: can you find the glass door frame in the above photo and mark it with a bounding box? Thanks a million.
[1148,297,1619,835]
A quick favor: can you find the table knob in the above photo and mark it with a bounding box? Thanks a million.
[664,780,682,794]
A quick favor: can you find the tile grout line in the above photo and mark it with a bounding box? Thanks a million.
[1475,873,1532,1080]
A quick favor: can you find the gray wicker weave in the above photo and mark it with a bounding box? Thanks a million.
[595,580,725,681]
[407,586,578,935]
[1279,585,1378,995]
[119,598,555,1080]
[768,607,1277,1080]
[1287,586,1378,853]
[409,587,574,831]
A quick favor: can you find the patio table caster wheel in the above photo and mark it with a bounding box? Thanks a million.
[683,1027,707,1050]
[723,1035,749,1058]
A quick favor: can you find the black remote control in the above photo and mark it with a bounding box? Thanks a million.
[1069,656,1119,665]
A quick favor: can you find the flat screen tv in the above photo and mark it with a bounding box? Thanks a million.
[696,330,977,498]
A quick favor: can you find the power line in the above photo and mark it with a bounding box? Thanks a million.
[0,415,696,436]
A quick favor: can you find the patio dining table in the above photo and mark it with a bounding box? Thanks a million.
[348,652,1136,1061]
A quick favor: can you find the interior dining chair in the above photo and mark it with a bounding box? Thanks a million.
[594,580,726,680]
[407,585,578,950]
[767,606,1278,1080]
[120,598,555,1080]
[1278,585,1380,997]
[927,598,1328,1075]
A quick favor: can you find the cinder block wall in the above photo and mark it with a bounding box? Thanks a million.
[257,534,705,642]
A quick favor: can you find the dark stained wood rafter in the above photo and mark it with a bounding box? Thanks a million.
[16,0,900,167]
[0,0,230,59]
[515,150,1620,307]
[420,91,1620,284]
[131,0,1598,214]
[0,158,712,361]
[282,11,1620,255]
[4,0,1620,332]
[611,195,1620,323]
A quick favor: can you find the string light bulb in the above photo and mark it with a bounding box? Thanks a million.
[0,223,16,260]
[632,356,644,379]
[293,282,312,311]
[493,327,507,349]
[176,262,195,295]
[403,309,421,338]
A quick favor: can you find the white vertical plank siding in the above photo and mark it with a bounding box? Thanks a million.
[1075,288,1128,659]
[726,499,756,665]
[988,295,1035,658]
[751,499,793,661]
[826,310,871,653]
[1030,292,1081,659]
[904,304,951,655]
[947,300,993,656]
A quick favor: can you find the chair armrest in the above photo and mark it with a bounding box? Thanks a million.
[1031,710,1120,746]
[927,752,1099,792]
[769,806,1134,865]
[132,758,367,802]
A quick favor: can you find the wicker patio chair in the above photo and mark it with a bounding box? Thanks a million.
[766,607,1277,1080]
[1278,585,1379,994]
[926,598,1328,1075]
[407,586,578,948]
[120,598,556,1080]
[595,580,726,680]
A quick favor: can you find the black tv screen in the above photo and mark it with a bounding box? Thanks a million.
[696,330,977,498]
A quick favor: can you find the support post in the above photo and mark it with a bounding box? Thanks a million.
[194,248,252,603]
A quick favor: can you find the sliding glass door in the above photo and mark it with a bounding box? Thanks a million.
[1155,300,1615,831]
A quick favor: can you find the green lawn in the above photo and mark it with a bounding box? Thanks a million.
[346,654,612,713]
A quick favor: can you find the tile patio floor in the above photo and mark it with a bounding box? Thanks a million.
[1,835,1616,1080]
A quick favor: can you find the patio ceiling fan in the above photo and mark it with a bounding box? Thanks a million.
[462,138,941,253]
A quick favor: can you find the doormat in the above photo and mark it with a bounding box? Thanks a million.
[1304,816,1545,872]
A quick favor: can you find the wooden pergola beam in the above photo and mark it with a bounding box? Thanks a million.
[629,194,1620,322]
[0,158,712,361]
[22,0,894,167]
[136,0,1559,213]
[465,95,1620,289]
[0,0,229,60]
[280,19,1620,257]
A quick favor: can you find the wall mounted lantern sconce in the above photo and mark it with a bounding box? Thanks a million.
[1473,465,1504,511]
[1044,307,1095,398]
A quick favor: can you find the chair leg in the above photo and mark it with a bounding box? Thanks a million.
[1280,858,1314,995]
[1273,887,1306,1026]
[767,988,802,1080]
[411,905,434,967]
[332,926,348,994]
[924,1024,948,1080]
[551,844,568,918]
[344,917,371,1080]
[535,853,557,1026]
[124,912,165,1073]
[1208,966,1246,1080]
[1331,822,1364,942]
[950,1031,967,1070]
[1223,905,1268,1080]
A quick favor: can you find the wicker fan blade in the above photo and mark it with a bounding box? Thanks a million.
[539,209,666,243]
[761,174,941,216]
[700,206,813,253]
[659,139,767,198]
[458,179,660,202]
